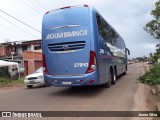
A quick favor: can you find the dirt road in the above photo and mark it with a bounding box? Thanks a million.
[0,63,155,120]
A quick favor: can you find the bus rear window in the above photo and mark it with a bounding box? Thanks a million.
[44,7,90,29]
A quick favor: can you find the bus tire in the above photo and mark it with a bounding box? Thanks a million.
[123,65,127,75]
[123,71,126,75]
[102,71,111,88]
[111,68,117,85]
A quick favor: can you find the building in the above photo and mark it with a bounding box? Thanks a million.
[0,39,42,75]
[23,51,42,75]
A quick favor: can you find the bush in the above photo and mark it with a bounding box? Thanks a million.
[0,77,24,87]
[0,77,10,87]
[138,63,160,85]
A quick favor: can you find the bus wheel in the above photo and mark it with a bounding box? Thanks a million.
[102,71,111,88]
[111,68,117,85]
[123,65,127,75]
[123,71,126,75]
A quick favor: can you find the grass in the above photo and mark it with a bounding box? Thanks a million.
[138,63,160,85]
[0,77,24,88]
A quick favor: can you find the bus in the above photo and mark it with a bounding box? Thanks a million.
[42,5,130,88]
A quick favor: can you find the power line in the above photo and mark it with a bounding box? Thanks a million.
[0,16,39,37]
[34,0,48,11]
[0,31,19,40]
[20,0,44,15]
[28,0,46,13]
[0,22,36,38]
[0,10,41,33]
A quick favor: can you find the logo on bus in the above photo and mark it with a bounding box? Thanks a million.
[46,29,88,40]
[63,45,69,50]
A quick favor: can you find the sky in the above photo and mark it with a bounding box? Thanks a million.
[0,0,159,58]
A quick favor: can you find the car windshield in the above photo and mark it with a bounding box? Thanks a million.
[35,67,43,73]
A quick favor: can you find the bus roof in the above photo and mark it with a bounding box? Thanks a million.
[45,5,90,15]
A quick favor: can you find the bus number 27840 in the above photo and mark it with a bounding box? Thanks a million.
[74,63,88,68]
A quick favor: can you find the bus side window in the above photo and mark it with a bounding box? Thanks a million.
[96,13,117,47]
[96,13,106,41]
[97,15,101,26]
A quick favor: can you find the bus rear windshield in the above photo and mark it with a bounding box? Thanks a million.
[44,7,90,29]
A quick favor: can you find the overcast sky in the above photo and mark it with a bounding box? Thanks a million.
[0,0,159,58]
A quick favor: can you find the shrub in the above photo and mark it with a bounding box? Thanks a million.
[138,63,160,85]
[0,77,24,87]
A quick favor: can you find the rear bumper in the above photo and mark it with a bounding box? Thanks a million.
[44,71,99,87]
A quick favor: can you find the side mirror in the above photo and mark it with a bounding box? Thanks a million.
[126,48,130,55]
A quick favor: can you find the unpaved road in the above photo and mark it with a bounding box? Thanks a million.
[0,63,155,120]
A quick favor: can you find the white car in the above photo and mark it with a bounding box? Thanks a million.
[24,67,45,88]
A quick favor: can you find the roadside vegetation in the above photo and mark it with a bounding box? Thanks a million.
[0,77,24,88]
[139,63,160,85]
[139,0,160,85]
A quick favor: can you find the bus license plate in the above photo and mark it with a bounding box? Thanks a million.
[62,81,72,85]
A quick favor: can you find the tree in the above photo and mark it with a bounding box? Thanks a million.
[136,57,144,62]
[144,0,160,39]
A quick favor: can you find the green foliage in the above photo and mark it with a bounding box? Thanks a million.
[144,0,160,39]
[0,77,24,87]
[0,77,10,86]
[139,63,160,84]
[136,56,148,62]
[149,44,160,63]
[11,78,24,84]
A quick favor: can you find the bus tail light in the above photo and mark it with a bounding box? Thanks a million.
[86,51,97,74]
[42,54,49,74]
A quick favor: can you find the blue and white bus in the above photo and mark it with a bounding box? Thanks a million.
[42,5,130,88]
